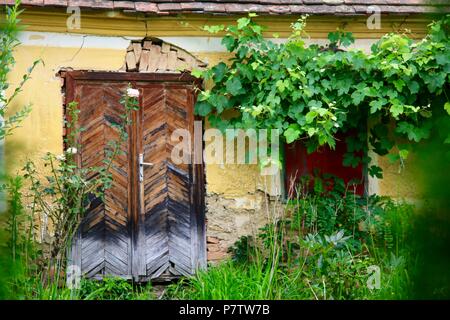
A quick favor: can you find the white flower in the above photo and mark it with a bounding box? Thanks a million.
[126,88,139,98]
[56,154,66,161]
[66,147,77,155]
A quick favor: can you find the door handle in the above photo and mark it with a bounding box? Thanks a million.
[139,153,153,182]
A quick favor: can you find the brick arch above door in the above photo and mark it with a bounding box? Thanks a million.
[121,38,207,73]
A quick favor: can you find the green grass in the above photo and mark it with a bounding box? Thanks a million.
[166,261,297,300]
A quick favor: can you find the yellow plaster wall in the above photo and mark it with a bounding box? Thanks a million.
[5,46,124,174]
[195,52,260,197]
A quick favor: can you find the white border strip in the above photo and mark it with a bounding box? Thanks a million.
[18,31,377,53]
[18,31,140,50]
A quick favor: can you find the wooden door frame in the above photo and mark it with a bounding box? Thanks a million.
[62,70,206,280]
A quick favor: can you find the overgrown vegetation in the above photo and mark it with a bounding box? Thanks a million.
[0,0,40,140]
[0,93,138,299]
[193,14,450,177]
[1,174,416,300]
[0,0,41,299]
[165,179,414,300]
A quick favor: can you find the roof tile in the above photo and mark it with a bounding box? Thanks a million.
[158,2,183,11]
[135,1,158,12]
[268,5,290,13]
[43,0,68,6]
[15,0,450,15]
[225,3,249,13]
[66,0,111,8]
[344,0,387,4]
[180,2,211,10]
[302,0,328,4]
[113,1,136,9]
[202,3,228,12]
[335,4,355,14]
[22,0,44,5]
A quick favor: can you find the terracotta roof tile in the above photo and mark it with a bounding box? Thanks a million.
[43,0,68,6]
[113,1,136,9]
[12,0,450,15]
[268,5,291,14]
[134,1,158,12]
[67,0,112,8]
[335,4,356,14]
[199,3,227,12]
[22,0,44,5]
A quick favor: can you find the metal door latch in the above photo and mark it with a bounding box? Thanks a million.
[139,153,153,182]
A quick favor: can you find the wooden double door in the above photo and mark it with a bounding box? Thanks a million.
[65,71,205,281]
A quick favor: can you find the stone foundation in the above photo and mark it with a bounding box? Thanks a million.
[205,191,283,263]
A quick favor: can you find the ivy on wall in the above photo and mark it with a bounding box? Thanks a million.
[193,14,450,178]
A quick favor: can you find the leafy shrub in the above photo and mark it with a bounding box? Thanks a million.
[168,182,414,300]
[289,183,414,252]
[228,235,259,264]
[0,0,41,140]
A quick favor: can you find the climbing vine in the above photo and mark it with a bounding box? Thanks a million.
[193,14,450,177]
[0,0,41,140]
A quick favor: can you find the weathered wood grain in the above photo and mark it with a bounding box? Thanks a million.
[71,82,133,278]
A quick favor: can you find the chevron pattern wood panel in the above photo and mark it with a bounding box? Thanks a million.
[74,82,133,278]
[139,84,197,279]
[65,71,206,282]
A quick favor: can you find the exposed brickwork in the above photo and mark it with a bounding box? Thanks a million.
[206,236,229,262]
[10,0,449,15]
[121,38,207,72]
